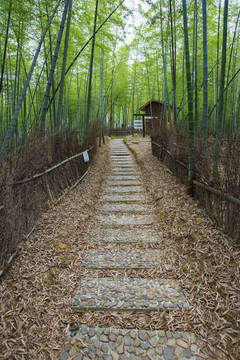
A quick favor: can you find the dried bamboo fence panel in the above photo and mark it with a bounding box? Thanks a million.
[151,138,240,241]
[0,145,95,272]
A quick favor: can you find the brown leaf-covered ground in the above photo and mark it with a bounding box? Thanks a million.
[0,136,239,360]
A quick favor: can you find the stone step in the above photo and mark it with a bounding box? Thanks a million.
[92,228,158,243]
[111,156,131,159]
[111,153,130,156]
[113,167,135,171]
[72,278,189,312]
[109,181,142,186]
[106,186,143,193]
[111,156,132,159]
[111,149,129,152]
[110,176,140,181]
[82,249,162,269]
[112,158,133,160]
[113,169,136,173]
[101,203,147,213]
[112,162,134,166]
[99,214,153,226]
[101,194,145,202]
[112,171,137,175]
[60,327,200,360]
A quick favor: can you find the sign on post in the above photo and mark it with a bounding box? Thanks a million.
[82,151,89,162]
[144,116,153,120]
[133,120,143,130]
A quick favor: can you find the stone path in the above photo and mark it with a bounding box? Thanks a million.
[101,203,148,213]
[82,249,163,269]
[99,214,153,226]
[62,327,199,360]
[60,139,201,359]
[72,278,188,312]
[92,228,158,243]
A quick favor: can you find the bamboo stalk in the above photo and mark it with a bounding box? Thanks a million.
[40,0,70,129]
[182,0,194,181]
[0,0,62,164]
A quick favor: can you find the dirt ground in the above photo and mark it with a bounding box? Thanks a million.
[0,136,239,360]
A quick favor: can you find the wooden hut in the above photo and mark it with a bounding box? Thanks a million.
[139,99,174,134]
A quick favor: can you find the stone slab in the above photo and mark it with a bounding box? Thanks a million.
[101,194,145,202]
[113,168,136,173]
[112,168,135,171]
[99,214,153,226]
[111,150,129,153]
[109,181,142,186]
[72,278,189,311]
[101,203,147,213]
[106,186,143,193]
[112,163,134,167]
[112,171,137,176]
[82,249,162,269]
[113,164,134,168]
[92,228,158,243]
[111,153,130,156]
[111,149,129,152]
[110,176,140,181]
[111,148,131,155]
[111,156,131,159]
[112,158,133,162]
[112,163,134,166]
[60,327,200,360]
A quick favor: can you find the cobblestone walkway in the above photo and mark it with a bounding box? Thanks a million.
[82,249,163,269]
[60,139,201,359]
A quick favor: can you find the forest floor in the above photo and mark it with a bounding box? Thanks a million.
[0,135,239,360]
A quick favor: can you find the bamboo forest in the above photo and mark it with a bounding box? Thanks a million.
[0,0,240,359]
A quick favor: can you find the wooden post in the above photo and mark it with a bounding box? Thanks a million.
[142,114,145,138]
